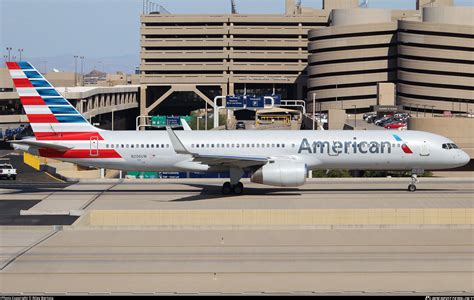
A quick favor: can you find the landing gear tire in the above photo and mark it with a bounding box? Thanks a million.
[408,184,416,192]
[222,182,232,195]
[407,172,419,192]
[232,182,244,195]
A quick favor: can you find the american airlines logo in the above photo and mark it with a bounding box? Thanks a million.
[298,134,413,155]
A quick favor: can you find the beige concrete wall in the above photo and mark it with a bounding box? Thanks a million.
[408,117,474,157]
[377,82,395,106]
[417,0,453,9]
[323,0,358,10]
[79,208,474,227]
[328,108,346,130]
[331,8,391,26]
[0,68,13,89]
[423,6,473,25]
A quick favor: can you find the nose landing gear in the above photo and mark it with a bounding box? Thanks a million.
[408,173,419,192]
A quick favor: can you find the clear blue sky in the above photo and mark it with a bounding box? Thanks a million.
[1,0,473,60]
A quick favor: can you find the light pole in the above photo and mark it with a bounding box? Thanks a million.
[74,55,78,86]
[18,49,23,61]
[205,102,208,130]
[197,116,202,131]
[6,47,12,61]
[112,108,116,131]
[353,105,357,129]
[312,93,316,130]
[2,55,7,62]
[80,56,84,86]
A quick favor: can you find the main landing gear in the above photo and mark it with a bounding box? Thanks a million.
[222,167,244,195]
[222,181,244,195]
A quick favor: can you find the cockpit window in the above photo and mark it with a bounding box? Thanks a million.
[442,143,459,150]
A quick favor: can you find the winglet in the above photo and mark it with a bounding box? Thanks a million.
[165,126,191,155]
[181,118,192,131]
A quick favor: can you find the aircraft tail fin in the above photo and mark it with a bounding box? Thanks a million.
[5,61,100,140]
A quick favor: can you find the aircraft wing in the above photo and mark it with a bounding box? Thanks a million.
[10,139,72,151]
[166,127,268,168]
[192,154,267,168]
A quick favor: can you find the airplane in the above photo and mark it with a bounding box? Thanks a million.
[6,61,470,194]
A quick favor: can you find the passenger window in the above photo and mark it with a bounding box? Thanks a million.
[227,144,230,148]
[151,144,154,148]
[161,144,165,148]
[211,144,214,148]
[272,144,275,148]
[201,144,204,148]
[277,144,280,148]
[282,144,285,148]
[267,143,270,147]
[166,144,169,148]
[221,144,225,148]
[206,144,209,148]
[216,144,219,148]
[292,144,295,148]
[141,144,144,148]
[196,144,200,148]
[106,144,109,149]
[247,144,250,148]
[131,144,134,148]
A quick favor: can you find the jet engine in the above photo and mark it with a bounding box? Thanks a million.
[251,161,307,187]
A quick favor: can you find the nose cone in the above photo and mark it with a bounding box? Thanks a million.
[457,151,470,167]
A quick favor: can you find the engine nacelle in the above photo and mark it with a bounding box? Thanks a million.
[251,161,307,187]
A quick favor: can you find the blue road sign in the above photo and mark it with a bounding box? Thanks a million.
[166,116,181,126]
[246,96,265,108]
[226,95,245,108]
[264,94,282,106]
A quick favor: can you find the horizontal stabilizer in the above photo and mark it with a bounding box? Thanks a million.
[10,139,72,151]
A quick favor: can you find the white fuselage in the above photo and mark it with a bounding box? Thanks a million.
[22,130,470,172]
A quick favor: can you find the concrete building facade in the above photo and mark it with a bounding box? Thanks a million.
[307,9,399,112]
[139,11,331,117]
[398,7,474,114]
[307,5,473,115]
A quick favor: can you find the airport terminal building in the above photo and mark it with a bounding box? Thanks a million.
[139,0,473,116]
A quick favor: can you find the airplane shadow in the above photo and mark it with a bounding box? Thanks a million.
[0,182,460,202]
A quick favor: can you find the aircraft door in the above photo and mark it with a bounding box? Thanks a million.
[420,141,430,156]
[90,136,99,157]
